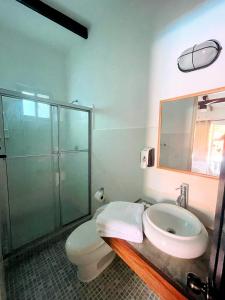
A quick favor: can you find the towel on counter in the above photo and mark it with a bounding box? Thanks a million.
[96,201,144,243]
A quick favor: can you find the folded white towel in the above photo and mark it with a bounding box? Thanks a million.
[96,201,144,243]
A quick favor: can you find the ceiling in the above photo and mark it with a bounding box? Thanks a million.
[0,0,208,53]
[0,0,81,53]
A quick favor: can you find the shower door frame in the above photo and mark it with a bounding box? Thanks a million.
[0,88,92,254]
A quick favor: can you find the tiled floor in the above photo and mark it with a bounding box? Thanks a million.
[5,237,160,300]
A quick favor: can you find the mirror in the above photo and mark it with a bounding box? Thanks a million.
[158,88,225,178]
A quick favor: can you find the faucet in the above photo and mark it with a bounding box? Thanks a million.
[176,183,189,208]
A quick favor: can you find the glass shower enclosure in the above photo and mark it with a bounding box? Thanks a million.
[0,89,91,254]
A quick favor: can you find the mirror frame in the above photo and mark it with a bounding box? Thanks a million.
[157,86,225,180]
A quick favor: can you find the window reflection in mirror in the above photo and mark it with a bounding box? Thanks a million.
[158,89,225,178]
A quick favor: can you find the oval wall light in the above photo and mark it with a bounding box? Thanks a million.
[177,40,222,72]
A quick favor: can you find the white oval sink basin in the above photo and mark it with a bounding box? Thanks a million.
[143,203,208,259]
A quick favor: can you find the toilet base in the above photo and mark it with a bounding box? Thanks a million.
[77,252,116,282]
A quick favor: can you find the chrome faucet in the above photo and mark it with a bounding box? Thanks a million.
[176,183,189,208]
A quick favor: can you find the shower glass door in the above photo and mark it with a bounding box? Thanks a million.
[2,97,59,250]
[0,92,91,254]
[59,107,90,225]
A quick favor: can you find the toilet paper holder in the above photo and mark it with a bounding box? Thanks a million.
[94,187,105,202]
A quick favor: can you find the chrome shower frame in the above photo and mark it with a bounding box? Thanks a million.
[0,88,92,255]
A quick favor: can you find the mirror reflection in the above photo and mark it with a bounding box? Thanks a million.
[159,90,225,177]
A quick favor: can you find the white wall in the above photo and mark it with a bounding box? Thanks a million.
[0,27,67,101]
[197,106,225,121]
[67,1,152,212]
[67,1,225,227]
[144,1,225,229]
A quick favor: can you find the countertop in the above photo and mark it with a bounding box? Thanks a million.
[129,230,211,299]
[104,200,211,300]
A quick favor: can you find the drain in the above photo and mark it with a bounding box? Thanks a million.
[167,228,176,234]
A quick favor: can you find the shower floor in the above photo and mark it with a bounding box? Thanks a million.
[5,237,159,300]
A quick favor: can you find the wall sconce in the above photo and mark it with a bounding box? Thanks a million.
[177,40,222,72]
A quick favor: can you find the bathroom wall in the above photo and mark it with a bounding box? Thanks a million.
[0,26,67,101]
[67,1,152,211]
[0,1,219,227]
[66,0,225,226]
[144,0,225,229]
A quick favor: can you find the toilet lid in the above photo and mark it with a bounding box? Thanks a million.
[66,219,105,254]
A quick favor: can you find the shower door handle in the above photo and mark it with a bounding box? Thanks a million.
[0,155,7,159]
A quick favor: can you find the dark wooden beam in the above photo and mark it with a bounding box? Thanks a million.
[16,0,88,39]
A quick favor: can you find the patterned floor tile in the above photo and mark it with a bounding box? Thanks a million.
[5,238,160,300]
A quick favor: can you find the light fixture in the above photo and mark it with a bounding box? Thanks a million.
[37,93,50,100]
[177,40,222,72]
[21,90,35,96]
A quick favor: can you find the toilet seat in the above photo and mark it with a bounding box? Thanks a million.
[66,219,104,255]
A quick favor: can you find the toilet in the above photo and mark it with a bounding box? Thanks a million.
[65,219,115,282]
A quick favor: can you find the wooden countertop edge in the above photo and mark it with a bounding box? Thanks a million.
[103,237,188,300]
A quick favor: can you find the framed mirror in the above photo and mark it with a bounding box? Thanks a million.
[158,87,225,178]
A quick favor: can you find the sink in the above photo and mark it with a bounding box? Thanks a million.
[143,203,208,259]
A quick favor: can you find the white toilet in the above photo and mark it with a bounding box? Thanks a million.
[65,219,115,282]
